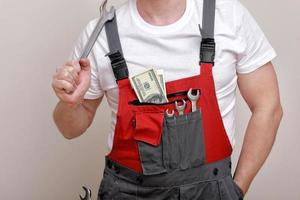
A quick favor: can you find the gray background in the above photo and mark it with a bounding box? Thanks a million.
[0,0,299,199]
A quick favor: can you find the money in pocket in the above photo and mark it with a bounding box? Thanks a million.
[129,68,168,104]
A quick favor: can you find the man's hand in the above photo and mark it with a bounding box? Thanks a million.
[52,59,91,106]
[52,58,101,139]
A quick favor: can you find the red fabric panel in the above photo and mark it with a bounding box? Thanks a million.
[198,63,233,163]
[133,111,164,146]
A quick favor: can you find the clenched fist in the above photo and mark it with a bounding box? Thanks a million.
[52,59,91,106]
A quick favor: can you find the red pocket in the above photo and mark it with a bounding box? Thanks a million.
[133,111,164,146]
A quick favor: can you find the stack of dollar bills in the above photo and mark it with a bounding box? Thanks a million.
[129,68,168,104]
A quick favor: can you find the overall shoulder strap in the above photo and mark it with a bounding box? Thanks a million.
[200,0,216,66]
[105,11,129,81]
[202,0,216,39]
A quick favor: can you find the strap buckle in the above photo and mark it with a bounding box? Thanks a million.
[106,51,129,81]
[200,38,215,65]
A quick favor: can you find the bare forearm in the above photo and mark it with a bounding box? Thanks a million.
[52,59,101,139]
[233,105,283,194]
[53,101,91,139]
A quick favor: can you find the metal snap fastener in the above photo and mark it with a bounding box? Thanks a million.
[213,168,219,176]
[136,176,143,184]
[132,119,136,128]
[107,161,112,169]
[115,166,120,174]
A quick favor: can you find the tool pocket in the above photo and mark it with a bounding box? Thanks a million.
[163,109,205,170]
[132,98,205,174]
[133,111,167,175]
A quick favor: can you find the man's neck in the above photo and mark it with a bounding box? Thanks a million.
[136,0,186,26]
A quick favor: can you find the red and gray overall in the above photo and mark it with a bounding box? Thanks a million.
[97,0,244,199]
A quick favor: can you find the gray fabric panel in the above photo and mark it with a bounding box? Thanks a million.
[202,0,216,38]
[162,116,180,170]
[104,157,231,187]
[98,170,179,200]
[137,141,167,175]
[180,180,220,200]
[97,171,118,200]
[104,10,124,55]
[165,110,205,171]
[99,159,237,199]
[182,110,205,169]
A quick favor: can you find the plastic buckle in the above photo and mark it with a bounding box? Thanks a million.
[200,38,215,65]
[106,51,129,81]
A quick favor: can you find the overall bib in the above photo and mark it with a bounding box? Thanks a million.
[96,0,244,199]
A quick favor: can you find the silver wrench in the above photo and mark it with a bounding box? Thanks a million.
[187,88,200,112]
[175,99,187,116]
[81,2,115,59]
[165,109,175,117]
[64,2,114,95]
[79,186,92,200]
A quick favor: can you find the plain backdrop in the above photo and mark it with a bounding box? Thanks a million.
[0,0,299,199]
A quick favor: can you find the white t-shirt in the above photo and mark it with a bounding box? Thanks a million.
[70,0,276,150]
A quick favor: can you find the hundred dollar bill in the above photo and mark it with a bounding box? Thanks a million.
[129,69,168,104]
[156,69,167,96]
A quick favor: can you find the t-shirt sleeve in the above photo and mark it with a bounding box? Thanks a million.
[69,20,105,99]
[235,1,277,74]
